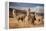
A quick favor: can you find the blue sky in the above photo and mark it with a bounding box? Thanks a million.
[9,2,44,8]
[9,2,44,13]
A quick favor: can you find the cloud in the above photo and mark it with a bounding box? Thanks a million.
[30,6,44,13]
[9,5,44,13]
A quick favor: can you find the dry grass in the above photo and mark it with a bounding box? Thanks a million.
[9,16,44,29]
[9,18,34,28]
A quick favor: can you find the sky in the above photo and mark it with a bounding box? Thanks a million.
[9,2,44,13]
[9,2,44,8]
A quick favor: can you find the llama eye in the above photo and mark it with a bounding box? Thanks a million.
[39,19,40,21]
